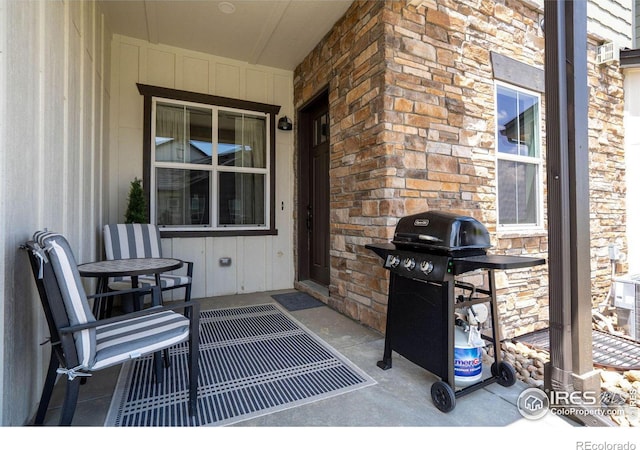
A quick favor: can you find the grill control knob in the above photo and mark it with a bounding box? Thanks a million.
[388,255,401,268]
[420,260,434,274]
[403,257,416,270]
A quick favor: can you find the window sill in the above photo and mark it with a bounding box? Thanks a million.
[160,228,278,238]
[496,228,547,239]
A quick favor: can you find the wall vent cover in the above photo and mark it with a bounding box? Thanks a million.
[596,42,619,64]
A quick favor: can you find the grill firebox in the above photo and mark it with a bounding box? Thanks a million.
[366,210,546,412]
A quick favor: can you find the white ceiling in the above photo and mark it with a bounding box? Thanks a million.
[99,0,354,71]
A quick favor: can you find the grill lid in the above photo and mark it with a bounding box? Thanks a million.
[392,210,491,255]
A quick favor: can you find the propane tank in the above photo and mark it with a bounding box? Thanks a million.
[454,325,483,386]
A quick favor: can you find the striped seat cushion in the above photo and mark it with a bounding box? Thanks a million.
[92,308,190,370]
[108,274,191,291]
[35,231,97,368]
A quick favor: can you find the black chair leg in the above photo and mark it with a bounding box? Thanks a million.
[183,285,193,319]
[59,377,81,426]
[153,351,163,384]
[34,352,59,425]
[133,293,143,311]
[105,296,114,318]
[91,297,102,318]
[188,304,200,417]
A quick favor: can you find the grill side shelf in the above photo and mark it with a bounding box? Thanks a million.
[453,255,546,275]
[365,243,395,259]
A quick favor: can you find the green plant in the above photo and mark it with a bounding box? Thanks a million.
[124,177,148,223]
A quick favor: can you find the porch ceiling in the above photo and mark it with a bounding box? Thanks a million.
[99,0,354,71]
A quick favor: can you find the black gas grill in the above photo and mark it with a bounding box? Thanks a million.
[366,210,545,412]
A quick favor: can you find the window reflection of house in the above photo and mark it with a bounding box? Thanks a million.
[218,143,249,166]
[155,138,211,226]
[150,98,269,230]
[496,83,541,227]
[217,111,266,227]
[499,103,539,156]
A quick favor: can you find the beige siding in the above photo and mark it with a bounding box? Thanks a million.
[625,68,640,273]
[588,0,633,46]
[108,35,295,298]
[0,0,111,425]
[636,0,640,45]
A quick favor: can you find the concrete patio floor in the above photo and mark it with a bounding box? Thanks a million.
[25,291,640,448]
[29,289,584,428]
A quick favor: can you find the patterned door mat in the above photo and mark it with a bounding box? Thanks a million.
[105,303,375,426]
[271,291,325,311]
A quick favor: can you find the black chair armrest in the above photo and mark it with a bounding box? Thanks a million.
[86,284,156,301]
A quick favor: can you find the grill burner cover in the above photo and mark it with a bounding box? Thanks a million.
[392,211,491,255]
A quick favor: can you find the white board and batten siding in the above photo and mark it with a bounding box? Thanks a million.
[2,0,111,426]
[109,35,295,299]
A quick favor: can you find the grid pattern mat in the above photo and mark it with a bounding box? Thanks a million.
[272,291,325,311]
[514,328,640,370]
[105,304,376,426]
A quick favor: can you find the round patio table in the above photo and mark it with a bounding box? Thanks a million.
[78,257,183,317]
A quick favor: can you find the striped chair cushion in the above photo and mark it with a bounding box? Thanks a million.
[35,231,97,368]
[103,223,191,292]
[103,223,162,259]
[108,274,191,291]
[92,308,190,370]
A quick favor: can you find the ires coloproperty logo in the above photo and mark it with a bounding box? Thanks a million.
[517,388,550,419]
[516,387,635,420]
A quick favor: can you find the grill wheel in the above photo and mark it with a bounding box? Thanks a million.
[430,381,456,413]
[491,361,517,387]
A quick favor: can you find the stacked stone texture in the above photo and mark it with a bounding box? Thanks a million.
[293,0,627,335]
[497,341,639,426]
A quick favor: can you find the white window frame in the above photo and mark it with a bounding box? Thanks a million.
[494,81,544,232]
[150,97,271,232]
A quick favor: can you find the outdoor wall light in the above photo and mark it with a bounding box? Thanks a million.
[277,116,293,131]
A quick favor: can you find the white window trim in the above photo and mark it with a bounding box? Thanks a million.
[494,80,544,233]
[150,97,271,232]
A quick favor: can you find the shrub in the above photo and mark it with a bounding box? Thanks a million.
[125,177,148,223]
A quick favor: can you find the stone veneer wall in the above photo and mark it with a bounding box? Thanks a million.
[586,38,628,303]
[293,0,627,337]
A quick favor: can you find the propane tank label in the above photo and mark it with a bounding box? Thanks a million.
[454,347,482,377]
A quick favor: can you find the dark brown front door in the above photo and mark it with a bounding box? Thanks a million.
[298,91,330,286]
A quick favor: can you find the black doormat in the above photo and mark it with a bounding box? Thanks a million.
[271,291,325,311]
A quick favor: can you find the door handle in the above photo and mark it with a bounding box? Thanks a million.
[307,205,313,232]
